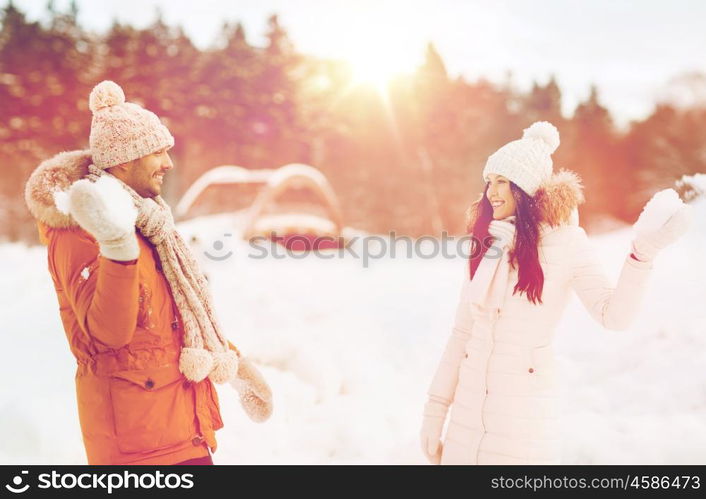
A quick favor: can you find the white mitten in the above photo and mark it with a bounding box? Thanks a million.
[420,397,448,464]
[62,176,139,261]
[631,188,693,262]
[229,357,273,423]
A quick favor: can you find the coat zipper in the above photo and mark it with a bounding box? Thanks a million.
[477,307,499,462]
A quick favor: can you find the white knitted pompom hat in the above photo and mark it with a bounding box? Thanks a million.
[482,121,560,196]
[88,80,175,169]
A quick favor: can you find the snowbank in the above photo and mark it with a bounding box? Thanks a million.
[1,197,704,464]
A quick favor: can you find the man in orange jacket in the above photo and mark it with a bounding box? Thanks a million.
[25,81,272,465]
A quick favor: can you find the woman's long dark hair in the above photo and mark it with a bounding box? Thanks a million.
[467,181,545,305]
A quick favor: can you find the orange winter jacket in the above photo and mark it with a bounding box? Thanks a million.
[38,220,226,465]
[25,150,236,464]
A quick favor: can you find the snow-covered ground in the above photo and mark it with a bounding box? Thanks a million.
[1,197,704,465]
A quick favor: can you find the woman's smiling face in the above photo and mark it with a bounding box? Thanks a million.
[486,173,517,220]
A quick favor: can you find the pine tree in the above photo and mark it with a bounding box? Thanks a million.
[570,86,625,227]
[524,76,563,125]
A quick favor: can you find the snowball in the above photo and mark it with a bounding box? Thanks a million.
[88,80,125,114]
[523,121,560,152]
[53,189,70,215]
[66,175,137,242]
[87,176,137,230]
[633,188,684,234]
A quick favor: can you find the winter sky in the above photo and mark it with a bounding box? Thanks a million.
[6,0,706,128]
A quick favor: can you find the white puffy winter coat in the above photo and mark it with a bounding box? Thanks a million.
[427,171,653,464]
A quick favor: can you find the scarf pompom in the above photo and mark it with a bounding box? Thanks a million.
[180,347,214,382]
[209,350,239,384]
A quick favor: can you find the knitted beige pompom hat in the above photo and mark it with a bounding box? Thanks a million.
[88,80,174,169]
[482,121,560,196]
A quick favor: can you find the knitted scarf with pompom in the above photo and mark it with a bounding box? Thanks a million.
[87,164,240,384]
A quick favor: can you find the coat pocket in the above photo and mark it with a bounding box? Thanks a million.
[108,363,194,454]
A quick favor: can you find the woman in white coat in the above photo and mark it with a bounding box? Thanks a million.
[420,121,692,465]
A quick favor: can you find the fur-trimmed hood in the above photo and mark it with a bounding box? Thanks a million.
[466,168,585,231]
[534,169,585,229]
[24,149,93,230]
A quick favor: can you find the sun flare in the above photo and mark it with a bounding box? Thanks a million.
[342,38,421,92]
[348,55,402,91]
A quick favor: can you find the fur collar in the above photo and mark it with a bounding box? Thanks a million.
[534,169,585,229]
[466,168,585,231]
[24,149,92,229]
